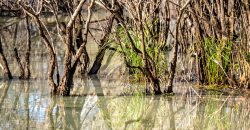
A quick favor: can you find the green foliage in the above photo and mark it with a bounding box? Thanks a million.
[203,38,232,84]
[111,26,168,81]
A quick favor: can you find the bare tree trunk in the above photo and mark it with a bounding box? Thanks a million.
[12,22,25,79]
[58,25,74,95]
[75,13,89,75]
[88,47,106,75]
[219,0,227,40]
[18,1,57,94]
[82,46,89,74]
[243,0,250,54]
[0,37,12,79]
[13,48,25,79]
[88,15,115,75]
[36,19,57,94]
[24,16,31,79]
[58,0,94,96]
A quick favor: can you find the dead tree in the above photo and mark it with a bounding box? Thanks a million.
[18,0,58,94]
[19,0,96,96]
[58,0,95,95]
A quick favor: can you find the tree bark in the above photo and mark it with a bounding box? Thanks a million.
[75,13,89,75]
[58,26,74,96]
[18,1,57,94]
[88,15,115,75]
[24,16,31,79]
[13,48,25,79]
[88,47,106,75]
[58,0,94,96]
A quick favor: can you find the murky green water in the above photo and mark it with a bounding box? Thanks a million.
[0,78,249,130]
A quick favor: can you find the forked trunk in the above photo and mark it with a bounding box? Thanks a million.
[58,0,94,96]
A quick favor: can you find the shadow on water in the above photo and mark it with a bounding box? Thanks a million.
[1,79,250,129]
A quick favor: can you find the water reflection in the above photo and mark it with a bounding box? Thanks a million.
[0,79,250,129]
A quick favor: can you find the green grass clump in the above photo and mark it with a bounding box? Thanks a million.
[203,38,232,84]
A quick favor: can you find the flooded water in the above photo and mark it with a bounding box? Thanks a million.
[0,78,250,130]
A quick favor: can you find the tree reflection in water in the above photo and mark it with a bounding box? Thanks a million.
[1,80,250,129]
[0,81,11,110]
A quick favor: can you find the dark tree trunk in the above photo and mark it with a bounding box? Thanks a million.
[88,15,115,75]
[12,22,25,79]
[142,67,162,95]
[13,48,25,79]
[88,47,106,75]
[198,51,206,84]
[24,16,31,79]
[145,77,162,95]
[0,37,12,79]
[12,18,30,80]
[82,46,89,74]
[37,21,57,94]
[152,78,162,94]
